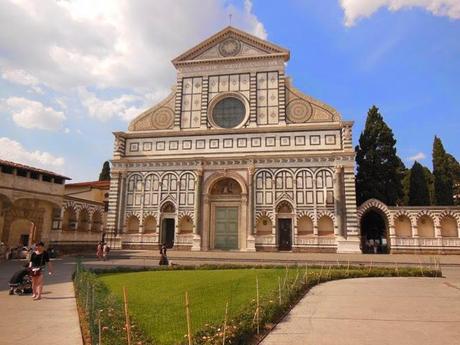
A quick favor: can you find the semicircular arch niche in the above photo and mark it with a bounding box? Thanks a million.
[286,99,313,123]
[210,178,242,196]
[161,201,176,213]
[276,200,293,213]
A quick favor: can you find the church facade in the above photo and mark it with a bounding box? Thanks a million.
[107,27,460,254]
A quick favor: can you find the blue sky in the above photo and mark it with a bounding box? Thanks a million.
[0,0,459,181]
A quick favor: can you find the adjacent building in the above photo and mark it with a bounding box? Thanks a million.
[0,159,108,252]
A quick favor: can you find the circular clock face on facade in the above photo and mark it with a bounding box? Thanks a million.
[218,38,242,57]
[212,97,246,128]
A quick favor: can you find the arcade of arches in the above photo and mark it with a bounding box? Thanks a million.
[357,199,460,254]
[0,160,109,253]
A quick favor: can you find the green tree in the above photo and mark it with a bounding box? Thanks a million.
[422,166,435,204]
[408,161,430,206]
[98,161,111,181]
[355,105,403,205]
[446,153,460,205]
[401,168,411,205]
[432,136,453,205]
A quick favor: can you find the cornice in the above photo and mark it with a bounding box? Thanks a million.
[172,26,289,66]
[111,152,356,169]
[174,53,289,67]
[116,122,346,139]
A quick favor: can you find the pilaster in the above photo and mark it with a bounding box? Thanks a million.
[200,77,209,129]
[174,77,183,130]
[246,164,256,251]
[278,72,286,125]
[248,73,257,126]
[192,166,203,251]
[334,165,344,237]
[337,165,361,253]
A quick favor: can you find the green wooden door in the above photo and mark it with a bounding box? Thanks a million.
[214,207,238,250]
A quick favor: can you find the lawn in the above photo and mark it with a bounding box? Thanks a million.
[98,268,297,345]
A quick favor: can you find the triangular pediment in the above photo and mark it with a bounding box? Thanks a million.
[172,26,289,66]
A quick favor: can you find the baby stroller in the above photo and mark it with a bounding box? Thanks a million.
[9,266,32,295]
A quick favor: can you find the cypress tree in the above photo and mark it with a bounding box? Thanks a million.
[401,168,411,205]
[408,161,430,206]
[446,153,460,205]
[98,161,111,181]
[432,136,453,205]
[355,105,403,205]
[422,166,435,205]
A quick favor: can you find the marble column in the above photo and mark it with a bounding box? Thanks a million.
[118,172,128,235]
[241,194,248,251]
[434,218,442,238]
[192,167,203,251]
[333,165,344,237]
[246,165,256,251]
[389,224,396,237]
[139,175,145,234]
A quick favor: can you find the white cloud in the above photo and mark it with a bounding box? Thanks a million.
[1,67,43,94]
[408,152,427,161]
[0,137,65,171]
[339,0,460,26]
[2,97,66,131]
[78,88,149,122]
[2,68,39,86]
[242,0,268,40]
[0,0,266,122]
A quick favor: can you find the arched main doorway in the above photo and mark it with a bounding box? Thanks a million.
[1,198,48,247]
[160,202,176,248]
[360,210,389,254]
[209,177,243,250]
[8,219,35,247]
[276,201,294,251]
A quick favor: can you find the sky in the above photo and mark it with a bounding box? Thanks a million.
[0,0,459,182]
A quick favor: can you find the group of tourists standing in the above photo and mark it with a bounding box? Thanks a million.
[96,242,110,261]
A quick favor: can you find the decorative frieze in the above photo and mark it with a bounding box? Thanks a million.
[124,129,342,157]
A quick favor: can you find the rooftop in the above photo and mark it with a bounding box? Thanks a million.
[0,158,70,180]
[66,180,110,189]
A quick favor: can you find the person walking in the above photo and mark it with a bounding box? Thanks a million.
[96,242,103,260]
[102,242,110,261]
[159,243,168,266]
[29,241,53,300]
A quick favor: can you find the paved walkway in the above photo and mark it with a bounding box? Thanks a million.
[261,268,460,345]
[81,249,460,268]
[1,252,459,345]
[0,258,82,345]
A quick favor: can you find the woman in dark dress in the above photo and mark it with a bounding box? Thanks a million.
[159,243,168,266]
[29,241,53,300]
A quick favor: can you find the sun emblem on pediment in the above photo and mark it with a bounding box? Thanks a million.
[218,38,242,57]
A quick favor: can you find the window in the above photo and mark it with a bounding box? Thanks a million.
[127,174,143,207]
[52,208,61,230]
[212,97,245,128]
[255,171,273,205]
[315,170,334,205]
[17,169,27,177]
